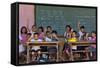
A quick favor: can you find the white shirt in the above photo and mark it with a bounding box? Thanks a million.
[19,44,25,53]
[45,37,52,42]
[31,39,42,50]
[19,35,22,40]
[30,31,36,38]
[78,31,84,40]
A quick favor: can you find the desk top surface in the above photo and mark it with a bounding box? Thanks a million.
[26,41,96,46]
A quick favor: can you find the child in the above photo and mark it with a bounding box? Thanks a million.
[45,31,52,42]
[31,25,37,34]
[82,32,89,41]
[77,32,89,50]
[28,33,43,62]
[85,31,96,60]
[46,26,52,33]
[63,31,78,60]
[27,23,37,36]
[51,30,59,41]
[77,21,86,40]
[64,25,73,39]
[38,26,45,40]
[19,26,28,63]
[68,31,78,50]
[38,26,48,52]
[19,26,28,45]
[48,30,59,62]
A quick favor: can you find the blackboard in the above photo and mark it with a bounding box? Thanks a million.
[36,5,96,35]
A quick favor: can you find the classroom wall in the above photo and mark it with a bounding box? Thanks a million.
[19,4,35,34]
[36,5,96,35]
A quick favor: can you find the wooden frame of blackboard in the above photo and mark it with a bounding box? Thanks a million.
[11,2,97,66]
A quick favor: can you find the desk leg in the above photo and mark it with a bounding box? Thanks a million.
[26,45,30,63]
[70,44,74,61]
[57,44,59,62]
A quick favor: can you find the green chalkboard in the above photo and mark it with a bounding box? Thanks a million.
[36,5,96,35]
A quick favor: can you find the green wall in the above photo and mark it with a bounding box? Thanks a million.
[36,5,96,35]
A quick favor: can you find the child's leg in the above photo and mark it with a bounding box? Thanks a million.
[36,49,41,61]
[48,47,57,61]
[85,47,90,60]
[31,51,37,61]
[90,47,96,60]
[63,43,71,58]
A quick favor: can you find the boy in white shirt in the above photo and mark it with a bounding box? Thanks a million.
[45,31,52,42]
[28,33,43,61]
[77,21,86,41]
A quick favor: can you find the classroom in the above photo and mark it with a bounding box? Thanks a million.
[18,4,97,64]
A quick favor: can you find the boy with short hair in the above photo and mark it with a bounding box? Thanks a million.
[28,33,43,61]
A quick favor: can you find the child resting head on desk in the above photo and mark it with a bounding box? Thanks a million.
[28,32,43,62]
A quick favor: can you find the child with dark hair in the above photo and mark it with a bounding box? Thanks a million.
[28,33,43,62]
[47,30,59,62]
[26,22,37,36]
[51,30,59,41]
[63,31,78,60]
[31,25,37,34]
[85,31,96,60]
[38,26,45,40]
[77,21,86,40]
[47,26,52,33]
[45,31,52,42]
[38,26,48,52]
[68,31,78,50]
[19,26,28,53]
[19,26,28,63]
[64,25,73,39]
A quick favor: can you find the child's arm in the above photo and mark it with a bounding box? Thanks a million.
[26,19,31,33]
[77,21,81,31]
[86,33,89,40]
[44,27,47,34]
[64,32,66,37]
[54,34,59,41]
[27,35,33,42]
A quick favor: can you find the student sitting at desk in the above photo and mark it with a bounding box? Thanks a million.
[68,31,78,50]
[45,31,52,42]
[77,21,86,41]
[19,26,31,63]
[26,22,37,37]
[85,31,96,60]
[77,32,89,50]
[38,26,45,40]
[46,26,52,33]
[64,25,73,39]
[28,33,43,62]
[38,26,48,52]
[37,31,52,62]
[63,31,78,60]
[48,30,59,61]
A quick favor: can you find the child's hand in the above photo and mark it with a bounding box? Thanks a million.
[53,34,59,40]
[77,21,81,30]
[78,21,80,25]
[44,27,47,32]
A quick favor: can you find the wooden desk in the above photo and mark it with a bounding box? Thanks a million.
[69,41,96,61]
[26,41,96,63]
[26,42,59,63]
